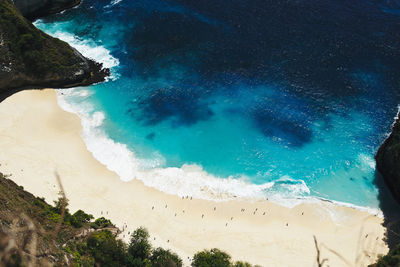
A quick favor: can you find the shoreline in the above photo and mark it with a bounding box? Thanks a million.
[55,87,383,214]
[0,89,389,266]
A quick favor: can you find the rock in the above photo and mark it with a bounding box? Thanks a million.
[12,0,81,20]
[0,0,109,95]
[376,113,400,203]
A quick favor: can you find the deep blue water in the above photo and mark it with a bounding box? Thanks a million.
[36,0,400,208]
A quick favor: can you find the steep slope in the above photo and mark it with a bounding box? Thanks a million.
[0,173,97,266]
[376,114,400,204]
[0,0,109,94]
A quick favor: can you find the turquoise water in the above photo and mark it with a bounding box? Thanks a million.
[35,0,400,208]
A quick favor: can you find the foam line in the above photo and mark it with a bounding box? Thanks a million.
[38,23,383,218]
[33,21,120,80]
[55,88,313,203]
[56,87,382,220]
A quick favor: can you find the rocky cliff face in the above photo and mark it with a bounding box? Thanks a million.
[12,0,80,20]
[0,0,109,95]
[376,112,400,203]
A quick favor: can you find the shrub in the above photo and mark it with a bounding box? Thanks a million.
[192,248,231,267]
[53,196,69,214]
[150,247,183,267]
[70,210,94,228]
[233,261,253,267]
[90,217,113,229]
[369,244,400,267]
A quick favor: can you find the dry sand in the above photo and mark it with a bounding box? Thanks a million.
[0,89,388,266]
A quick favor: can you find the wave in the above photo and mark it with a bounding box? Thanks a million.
[55,87,318,205]
[105,0,123,8]
[51,31,119,80]
[33,21,120,80]
[43,32,312,206]
[55,87,383,220]
[42,26,382,218]
[394,104,400,125]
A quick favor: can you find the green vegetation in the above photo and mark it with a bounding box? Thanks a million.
[127,227,152,262]
[33,194,95,229]
[70,209,95,228]
[369,244,400,267]
[90,217,113,229]
[150,247,182,267]
[0,173,97,265]
[86,230,127,266]
[0,0,108,91]
[192,248,231,267]
[191,249,255,267]
[233,262,253,267]
[65,227,257,267]
[0,0,81,76]
[0,173,258,266]
[64,227,183,267]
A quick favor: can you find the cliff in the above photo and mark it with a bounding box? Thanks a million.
[0,0,109,95]
[376,113,400,204]
[0,172,122,266]
[13,0,80,20]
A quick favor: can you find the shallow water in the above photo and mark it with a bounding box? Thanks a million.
[36,0,400,208]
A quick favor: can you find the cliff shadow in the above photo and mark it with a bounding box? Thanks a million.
[374,170,400,249]
[0,86,53,103]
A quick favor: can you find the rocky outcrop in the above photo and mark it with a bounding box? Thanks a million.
[376,112,400,204]
[12,0,80,20]
[0,0,109,95]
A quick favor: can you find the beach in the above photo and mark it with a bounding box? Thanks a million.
[0,89,389,266]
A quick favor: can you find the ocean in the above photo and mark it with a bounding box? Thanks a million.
[35,0,400,209]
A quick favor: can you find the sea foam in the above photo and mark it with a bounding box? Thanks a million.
[46,28,382,217]
[46,29,292,204]
[34,20,120,80]
[56,87,319,206]
[56,86,384,221]
[105,0,123,8]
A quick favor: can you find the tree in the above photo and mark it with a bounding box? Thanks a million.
[192,248,231,267]
[70,210,94,228]
[150,247,183,267]
[128,227,152,264]
[53,196,69,215]
[86,230,127,267]
[369,244,400,267]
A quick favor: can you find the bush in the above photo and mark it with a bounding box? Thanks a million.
[233,261,253,267]
[90,217,113,229]
[70,210,94,228]
[150,247,183,267]
[53,196,69,214]
[192,248,231,267]
[86,230,127,266]
[369,244,400,266]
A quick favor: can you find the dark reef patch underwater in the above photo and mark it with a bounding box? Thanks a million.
[36,0,400,208]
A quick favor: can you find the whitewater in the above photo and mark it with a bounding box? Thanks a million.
[33,0,400,214]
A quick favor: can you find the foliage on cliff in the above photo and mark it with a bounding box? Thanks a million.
[0,0,108,93]
[0,173,257,266]
[369,244,400,267]
[0,172,103,265]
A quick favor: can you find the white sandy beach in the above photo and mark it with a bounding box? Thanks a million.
[0,89,389,266]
